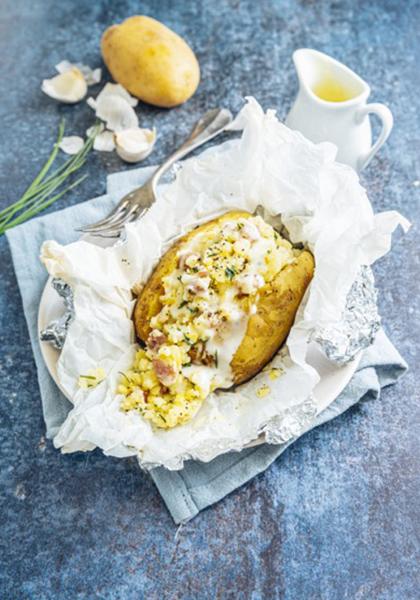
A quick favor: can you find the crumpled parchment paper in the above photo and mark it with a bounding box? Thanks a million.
[40,98,409,469]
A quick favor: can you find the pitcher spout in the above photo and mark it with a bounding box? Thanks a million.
[293,48,369,104]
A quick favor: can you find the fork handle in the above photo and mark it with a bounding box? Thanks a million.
[149,108,233,191]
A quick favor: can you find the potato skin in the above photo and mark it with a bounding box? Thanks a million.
[230,250,314,384]
[101,15,200,108]
[134,211,315,383]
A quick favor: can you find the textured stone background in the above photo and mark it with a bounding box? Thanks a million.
[0,0,419,598]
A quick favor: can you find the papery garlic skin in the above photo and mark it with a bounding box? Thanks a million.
[86,123,105,138]
[55,60,73,74]
[114,128,156,163]
[41,67,87,104]
[86,97,98,111]
[59,136,85,155]
[95,82,138,107]
[94,95,139,132]
[77,65,102,86]
[85,123,115,152]
[55,60,102,86]
[93,130,116,152]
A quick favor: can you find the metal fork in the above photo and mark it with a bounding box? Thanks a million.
[78,108,233,237]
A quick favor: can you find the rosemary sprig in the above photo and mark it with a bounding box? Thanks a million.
[0,120,99,235]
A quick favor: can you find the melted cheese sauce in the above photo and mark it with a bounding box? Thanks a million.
[119,215,296,429]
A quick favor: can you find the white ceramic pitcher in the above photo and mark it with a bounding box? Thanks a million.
[285,49,393,171]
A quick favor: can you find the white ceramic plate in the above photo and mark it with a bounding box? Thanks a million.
[38,275,361,442]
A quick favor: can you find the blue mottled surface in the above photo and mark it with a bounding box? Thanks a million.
[0,0,419,598]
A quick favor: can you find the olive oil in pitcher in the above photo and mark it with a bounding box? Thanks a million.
[312,76,355,102]
[286,49,393,170]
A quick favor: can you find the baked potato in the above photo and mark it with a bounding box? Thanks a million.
[119,211,314,429]
[101,15,200,108]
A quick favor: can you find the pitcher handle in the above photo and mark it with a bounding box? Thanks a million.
[355,103,393,171]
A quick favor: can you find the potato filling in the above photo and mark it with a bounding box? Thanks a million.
[119,215,296,429]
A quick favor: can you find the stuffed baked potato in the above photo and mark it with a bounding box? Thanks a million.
[118,211,314,429]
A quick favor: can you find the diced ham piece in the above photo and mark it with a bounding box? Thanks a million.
[147,329,167,353]
[188,343,215,366]
[152,358,177,386]
[188,342,204,364]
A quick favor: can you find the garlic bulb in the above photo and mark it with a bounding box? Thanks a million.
[114,128,156,163]
[41,67,87,104]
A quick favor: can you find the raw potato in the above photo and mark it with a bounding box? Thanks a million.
[101,15,200,108]
[134,211,315,385]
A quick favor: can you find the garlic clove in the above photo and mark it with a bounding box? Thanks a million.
[42,67,87,104]
[94,94,139,132]
[95,82,138,107]
[93,130,116,152]
[59,136,85,155]
[114,128,156,163]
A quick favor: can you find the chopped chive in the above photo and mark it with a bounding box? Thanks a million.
[118,371,134,384]
[225,266,237,280]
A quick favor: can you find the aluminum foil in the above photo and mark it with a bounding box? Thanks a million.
[40,278,74,350]
[263,396,318,444]
[314,266,380,365]
[138,396,319,471]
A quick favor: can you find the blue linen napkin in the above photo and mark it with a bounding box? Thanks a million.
[6,166,407,524]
